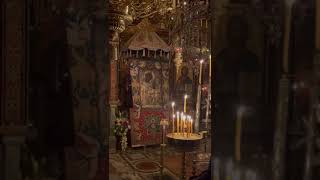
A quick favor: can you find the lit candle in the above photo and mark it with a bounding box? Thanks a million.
[125,6,129,14]
[184,94,188,113]
[191,118,193,134]
[235,107,244,162]
[199,59,204,84]
[188,116,191,136]
[180,112,184,134]
[209,55,211,79]
[176,111,180,133]
[172,114,176,133]
[172,102,175,133]
[183,115,186,136]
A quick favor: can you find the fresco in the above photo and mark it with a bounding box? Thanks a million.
[129,59,169,108]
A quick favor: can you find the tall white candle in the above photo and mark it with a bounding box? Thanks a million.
[184,94,188,113]
[172,114,175,133]
[177,111,180,133]
[171,102,175,133]
[191,118,193,134]
[209,55,212,78]
[199,60,204,84]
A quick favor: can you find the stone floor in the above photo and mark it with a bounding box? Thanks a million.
[109,142,211,180]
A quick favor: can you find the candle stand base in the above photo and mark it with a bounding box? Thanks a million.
[166,133,203,180]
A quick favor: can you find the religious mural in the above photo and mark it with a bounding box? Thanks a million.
[128,59,169,146]
[129,59,170,108]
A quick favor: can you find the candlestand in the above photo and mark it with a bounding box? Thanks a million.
[166,133,203,180]
[160,143,166,180]
[159,119,169,180]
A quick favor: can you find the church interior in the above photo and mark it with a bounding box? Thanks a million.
[1,0,320,180]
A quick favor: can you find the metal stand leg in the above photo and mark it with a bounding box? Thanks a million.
[181,152,186,180]
[160,144,166,180]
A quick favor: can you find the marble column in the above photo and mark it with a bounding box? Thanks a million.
[107,5,132,149]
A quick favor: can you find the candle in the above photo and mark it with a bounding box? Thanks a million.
[125,6,129,14]
[184,94,188,113]
[177,111,180,133]
[209,55,211,78]
[172,102,175,133]
[188,116,191,136]
[191,118,193,134]
[162,123,165,144]
[180,113,184,134]
[184,115,187,136]
[199,59,204,84]
[172,114,176,133]
[235,107,244,162]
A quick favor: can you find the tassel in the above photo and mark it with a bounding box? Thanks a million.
[136,51,138,58]
[154,50,156,59]
[148,50,150,57]
[160,50,163,57]
[129,50,132,57]
[143,49,146,56]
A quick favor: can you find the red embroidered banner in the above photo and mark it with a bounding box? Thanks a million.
[130,108,168,146]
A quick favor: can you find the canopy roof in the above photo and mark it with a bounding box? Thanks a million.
[122,19,170,52]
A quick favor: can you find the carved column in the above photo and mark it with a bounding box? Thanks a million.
[107,2,132,142]
[1,0,27,180]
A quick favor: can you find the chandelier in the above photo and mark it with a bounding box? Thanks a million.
[110,0,174,20]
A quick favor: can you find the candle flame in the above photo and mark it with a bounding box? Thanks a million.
[184,94,188,99]
[171,101,175,107]
[200,59,204,64]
